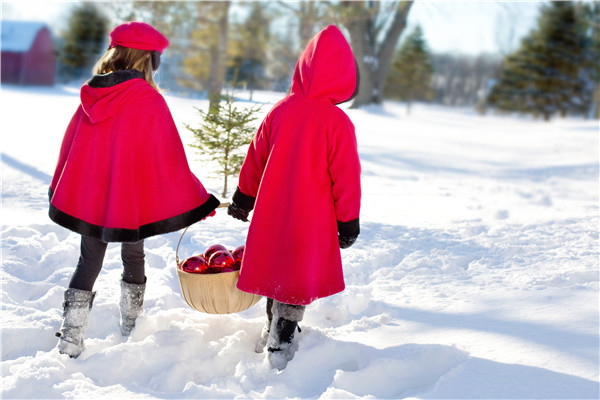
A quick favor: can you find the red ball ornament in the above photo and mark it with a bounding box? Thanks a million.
[208,250,234,272]
[231,245,244,271]
[231,245,245,262]
[181,255,208,274]
[204,244,228,260]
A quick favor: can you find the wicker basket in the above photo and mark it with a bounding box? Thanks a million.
[175,225,262,314]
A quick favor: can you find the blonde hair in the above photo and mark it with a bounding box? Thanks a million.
[92,46,160,91]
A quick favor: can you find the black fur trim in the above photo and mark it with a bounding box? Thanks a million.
[88,70,144,88]
[232,187,256,212]
[337,218,360,237]
[48,188,220,242]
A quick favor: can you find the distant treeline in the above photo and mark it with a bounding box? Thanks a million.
[56,1,598,119]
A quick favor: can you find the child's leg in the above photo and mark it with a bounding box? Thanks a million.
[119,240,146,336]
[58,235,105,358]
[121,240,145,284]
[266,297,274,326]
[68,235,108,291]
[255,297,274,353]
[267,300,305,370]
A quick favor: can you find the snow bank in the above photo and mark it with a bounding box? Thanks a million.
[1,84,598,399]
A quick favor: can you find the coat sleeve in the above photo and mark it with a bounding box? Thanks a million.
[328,114,361,236]
[237,118,271,201]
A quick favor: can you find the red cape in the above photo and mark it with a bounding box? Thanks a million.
[236,25,361,305]
[49,70,219,242]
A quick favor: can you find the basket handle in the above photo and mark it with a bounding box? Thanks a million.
[176,202,230,266]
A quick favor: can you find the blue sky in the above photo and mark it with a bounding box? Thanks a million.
[2,0,543,56]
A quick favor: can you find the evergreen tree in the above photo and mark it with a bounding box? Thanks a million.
[59,3,109,79]
[385,25,434,114]
[185,93,262,197]
[487,2,589,120]
[578,2,600,118]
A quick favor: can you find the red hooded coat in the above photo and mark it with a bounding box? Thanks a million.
[49,70,219,242]
[235,25,361,305]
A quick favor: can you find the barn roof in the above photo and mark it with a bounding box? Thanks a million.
[1,21,49,52]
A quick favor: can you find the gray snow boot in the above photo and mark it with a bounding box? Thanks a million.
[267,300,305,370]
[55,288,95,358]
[119,279,146,336]
[255,298,274,353]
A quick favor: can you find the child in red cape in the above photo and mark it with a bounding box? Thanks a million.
[50,22,220,358]
[228,25,361,370]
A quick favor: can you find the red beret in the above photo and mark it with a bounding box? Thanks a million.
[109,22,169,54]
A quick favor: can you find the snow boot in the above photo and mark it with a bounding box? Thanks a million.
[119,278,146,336]
[55,288,95,358]
[255,298,274,353]
[267,300,305,370]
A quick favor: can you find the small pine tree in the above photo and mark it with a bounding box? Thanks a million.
[385,25,434,114]
[487,2,589,120]
[185,92,262,197]
[59,3,109,79]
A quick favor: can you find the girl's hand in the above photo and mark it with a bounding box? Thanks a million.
[227,203,249,222]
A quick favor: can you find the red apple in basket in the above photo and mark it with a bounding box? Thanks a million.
[207,250,234,273]
[181,255,208,273]
[204,244,228,260]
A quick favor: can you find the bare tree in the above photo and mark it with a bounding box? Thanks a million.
[277,1,336,49]
[179,2,231,109]
[207,1,230,110]
[339,0,414,108]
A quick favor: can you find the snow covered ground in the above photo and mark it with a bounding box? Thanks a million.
[2,83,598,399]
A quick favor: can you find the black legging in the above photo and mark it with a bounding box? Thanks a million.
[69,235,145,291]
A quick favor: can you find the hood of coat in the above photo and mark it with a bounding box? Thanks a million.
[80,70,148,124]
[291,25,357,104]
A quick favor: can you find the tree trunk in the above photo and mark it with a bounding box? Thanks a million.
[208,1,230,110]
[298,2,318,48]
[341,1,414,108]
[222,175,228,198]
[222,149,230,197]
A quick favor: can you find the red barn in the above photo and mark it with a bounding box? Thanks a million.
[1,21,56,85]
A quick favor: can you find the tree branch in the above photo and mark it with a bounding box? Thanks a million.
[376,1,414,62]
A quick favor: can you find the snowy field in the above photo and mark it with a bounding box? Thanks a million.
[1,83,599,399]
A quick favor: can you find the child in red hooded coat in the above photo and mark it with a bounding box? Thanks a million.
[50,22,219,358]
[228,25,361,370]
